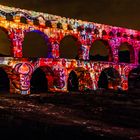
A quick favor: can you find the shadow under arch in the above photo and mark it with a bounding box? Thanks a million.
[98,67,121,90]
[67,67,93,92]
[118,42,135,63]
[30,67,48,93]
[59,35,81,59]
[20,16,28,24]
[128,67,140,90]
[0,66,10,93]
[138,49,140,64]
[67,70,79,91]
[90,39,113,62]
[0,27,12,57]
[22,30,52,58]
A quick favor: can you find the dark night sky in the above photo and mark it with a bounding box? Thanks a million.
[0,0,140,57]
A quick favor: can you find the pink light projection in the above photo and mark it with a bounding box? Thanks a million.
[0,4,139,94]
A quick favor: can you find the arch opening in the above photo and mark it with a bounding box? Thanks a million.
[128,67,140,90]
[22,30,51,58]
[0,67,10,93]
[45,20,52,28]
[98,67,121,90]
[90,40,113,61]
[60,35,81,59]
[33,18,40,26]
[118,42,134,63]
[6,13,13,21]
[30,68,48,93]
[67,70,78,91]
[20,17,27,24]
[138,51,140,64]
[67,68,92,92]
[0,27,12,56]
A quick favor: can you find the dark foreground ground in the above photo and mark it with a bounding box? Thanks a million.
[0,89,140,140]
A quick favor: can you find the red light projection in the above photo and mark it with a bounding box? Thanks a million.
[0,4,139,94]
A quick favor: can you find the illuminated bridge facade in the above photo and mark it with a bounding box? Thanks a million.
[0,4,140,94]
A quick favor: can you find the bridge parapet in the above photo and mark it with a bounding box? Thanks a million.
[0,4,140,37]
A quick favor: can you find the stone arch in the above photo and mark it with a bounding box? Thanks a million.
[98,67,121,90]
[30,67,48,93]
[138,48,140,64]
[22,30,52,58]
[0,64,20,94]
[6,13,13,21]
[0,27,12,56]
[20,16,28,24]
[118,42,135,63]
[59,35,81,59]
[31,66,54,93]
[67,67,93,91]
[45,20,52,28]
[128,67,140,90]
[90,39,113,62]
[0,66,10,93]
[33,18,40,26]
[67,70,78,91]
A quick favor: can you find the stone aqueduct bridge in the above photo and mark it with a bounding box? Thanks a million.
[0,4,140,94]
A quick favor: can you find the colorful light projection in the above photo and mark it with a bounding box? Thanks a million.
[14,63,33,94]
[0,4,139,94]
